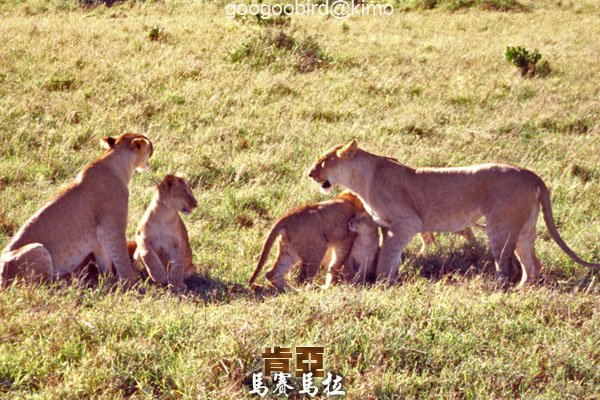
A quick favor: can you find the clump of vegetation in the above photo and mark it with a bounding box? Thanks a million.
[147,25,163,42]
[79,0,120,6]
[505,46,551,77]
[43,74,75,91]
[406,0,525,11]
[231,11,290,27]
[254,13,290,27]
[570,163,596,183]
[229,29,332,73]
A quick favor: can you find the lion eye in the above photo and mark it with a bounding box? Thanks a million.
[320,161,326,168]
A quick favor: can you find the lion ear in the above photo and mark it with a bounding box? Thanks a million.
[161,174,176,190]
[337,139,358,159]
[101,136,117,150]
[131,138,147,152]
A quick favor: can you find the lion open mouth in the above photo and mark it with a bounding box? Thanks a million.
[321,180,331,189]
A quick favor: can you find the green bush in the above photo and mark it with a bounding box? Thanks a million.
[505,45,551,77]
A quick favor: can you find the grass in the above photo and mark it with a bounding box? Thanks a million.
[1,0,599,398]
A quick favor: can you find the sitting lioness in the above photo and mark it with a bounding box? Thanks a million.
[0,133,153,287]
[308,140,600,287]
[133,175,197,292]
[249,191,377,292]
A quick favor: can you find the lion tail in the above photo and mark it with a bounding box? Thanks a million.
[538,178,600,269]
[248,218,287,285]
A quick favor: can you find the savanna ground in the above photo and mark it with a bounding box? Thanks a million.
[1,0,599,398]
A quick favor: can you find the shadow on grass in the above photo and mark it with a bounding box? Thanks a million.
[184,268,254,304]
[405,240,498,282]
[66,263,256,303]
[400,239,599,294]
[50,239,600,300]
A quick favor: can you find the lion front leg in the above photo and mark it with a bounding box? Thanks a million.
[97,222,137,285]
[167,257,190,293]
[134,241,168,286]
[91,246,113,276]
[375,226,416,285]
[0,243,55,286]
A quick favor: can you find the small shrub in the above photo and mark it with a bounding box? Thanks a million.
[505,46,551,77]
[570,164,595,183]
[148,25,163,42]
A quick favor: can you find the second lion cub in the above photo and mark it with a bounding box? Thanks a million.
[249,192,378,292]
[342,211,380,284]
[133,175,197,292]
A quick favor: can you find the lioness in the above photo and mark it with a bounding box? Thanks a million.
[133,175,197,292]
[249,191,374,292]
[308,140,600,287]
[75,240,138,279]
[0,133,153,287]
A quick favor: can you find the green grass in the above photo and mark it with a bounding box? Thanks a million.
[1,0,599,398]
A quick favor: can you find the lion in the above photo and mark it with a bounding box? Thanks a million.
[133,175,197,292]
[307,140,600,287]
[248,191,375,292]
[74,240,138,281]
[0,133,153,287]
[341,211,380,284]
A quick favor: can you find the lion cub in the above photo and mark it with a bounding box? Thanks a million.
[248,192,377,292]
[341,211,380,284]
[133,175,197,292]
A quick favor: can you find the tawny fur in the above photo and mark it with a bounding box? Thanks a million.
[75,240,137,278]
[133,175,197,292]
[308,140,600,288]
[249,191,373,292]
[342,211,380,284]
[0,133,153,287]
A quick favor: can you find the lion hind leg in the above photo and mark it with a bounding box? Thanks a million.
[323,241,352,289]
[456,227,476,244]
[265,249,299,292]
[419,232,436,254]
[297,245,327,284]
[486,228,519,283]
[515,205,542,288]
[0,243,54,286]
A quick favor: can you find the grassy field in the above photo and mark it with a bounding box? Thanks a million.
[1,0,599,398]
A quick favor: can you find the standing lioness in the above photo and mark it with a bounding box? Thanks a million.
[308,140,600,287]
[133,175,197,292]
[0,133,153,286]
